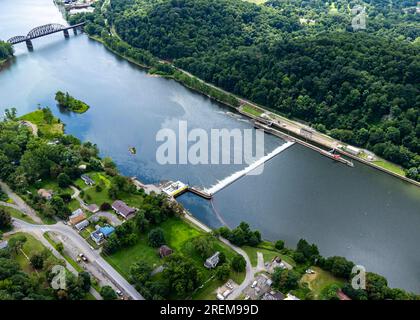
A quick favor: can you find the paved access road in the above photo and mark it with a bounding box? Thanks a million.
[12,218,144,300]
[0,181,43,224]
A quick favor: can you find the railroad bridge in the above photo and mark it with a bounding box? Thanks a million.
[7,22,85,49]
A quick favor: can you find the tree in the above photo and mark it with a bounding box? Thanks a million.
[134,210,149,233]
[365,272,388,300]
[320,284,340,300]
[162,254,201,297]
[192,235,214,259]
[272,268,300,292]
[296,239,319,263]
[130,260,153,285]
[0,208,12,230]
[148,228,165,247]
[231,255,246,272]
[57,173,72,188]
[275,240,285,250]
[100,285,117,300]
[215,263,231,281]
[30,254,44,270]
[8,235,27,254]
[78,272,92,292]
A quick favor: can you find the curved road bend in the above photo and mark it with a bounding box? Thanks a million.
[0,181,43,224]
[12,218,144,300]
[183,213,253,300]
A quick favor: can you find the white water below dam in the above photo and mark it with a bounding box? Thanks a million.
[205,141,295,196]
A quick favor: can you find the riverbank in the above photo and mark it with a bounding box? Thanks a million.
[82,28,419,187]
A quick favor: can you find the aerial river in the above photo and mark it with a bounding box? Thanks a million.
[1,0,419,292]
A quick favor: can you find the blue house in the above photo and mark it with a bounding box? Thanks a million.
[99,226,115,238]
[90,225,115,245]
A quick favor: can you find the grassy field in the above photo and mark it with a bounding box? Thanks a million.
[242,104,263,117]
[300,266,345,299]
[1,205,38,224]
[104,217,246,299]
[373,160,406,176]
[19,110,64,137]
[29,178,72,196]
[7,232,61,273]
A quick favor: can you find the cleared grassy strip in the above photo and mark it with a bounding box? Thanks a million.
[19,110,64,137]
[300,266,345,299]
[43,232,83,273]
[373,160,405,176]
[242,104,263,117]
[0,205,38,224]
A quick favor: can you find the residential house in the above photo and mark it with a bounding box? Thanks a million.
[204,251,220,269]
[90,229,104,245]
[81,174,95,186]
[262,291,284,300]
[86,204,99,213]
[75,219,89,231]
[112,200,137,219]
[90,225,115,245]
[69,208,86,225]
[159,245,173,258]
[37,189,54,200]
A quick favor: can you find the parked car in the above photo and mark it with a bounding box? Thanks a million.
[79,253,88,262]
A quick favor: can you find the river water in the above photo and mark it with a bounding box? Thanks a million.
[1,0,419,293]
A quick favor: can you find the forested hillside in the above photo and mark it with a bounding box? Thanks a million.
[71,0,420,180]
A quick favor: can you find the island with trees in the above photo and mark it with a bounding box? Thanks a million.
[55,91,90,113]
[0,40,13,66]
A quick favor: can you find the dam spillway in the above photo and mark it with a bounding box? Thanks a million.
[204,141,295,196]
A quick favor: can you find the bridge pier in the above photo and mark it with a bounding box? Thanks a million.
[73,27,77,35]
[25,39,33,50]
[63,29,70,38]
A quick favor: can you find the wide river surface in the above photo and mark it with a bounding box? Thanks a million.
[1,0,419,292]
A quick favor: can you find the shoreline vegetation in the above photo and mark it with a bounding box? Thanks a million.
[0,40,13,68]
[0,106,418,299]
[55,91,90,113]
[67,3,420,187]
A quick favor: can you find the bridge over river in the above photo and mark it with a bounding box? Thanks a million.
[7,22,85,49]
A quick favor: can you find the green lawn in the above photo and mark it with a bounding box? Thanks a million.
[104,217,246,299]
[29,178,72,196]
[0,205,38,224]
[242,104,263,117]
[19,110,64,137]
[373,160,405,176]
[7,232,61,273]
[300,266,345,299]
[104,233,161,278]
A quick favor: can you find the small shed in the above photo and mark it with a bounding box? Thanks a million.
[159,245,173,258]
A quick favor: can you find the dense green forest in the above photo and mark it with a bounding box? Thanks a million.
[70,0,420,181]
[0,40,13,61]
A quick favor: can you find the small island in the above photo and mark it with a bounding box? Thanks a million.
[55,91,90,113]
